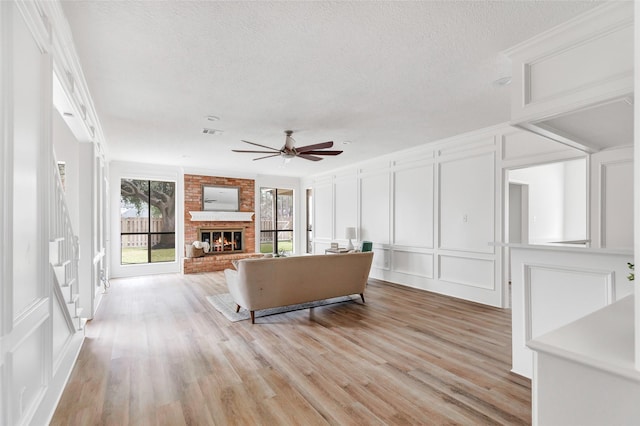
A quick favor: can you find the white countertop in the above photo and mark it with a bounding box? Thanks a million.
[528,295,640,383]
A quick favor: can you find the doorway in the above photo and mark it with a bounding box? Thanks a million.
[259,187,294,255]
[503,157,588,306]
[508,182,529,245]
[306,188,313,253]
[508,182,529,284]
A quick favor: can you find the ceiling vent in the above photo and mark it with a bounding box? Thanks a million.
[202,128,223,135]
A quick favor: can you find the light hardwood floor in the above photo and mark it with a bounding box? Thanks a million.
[51,272,531,425]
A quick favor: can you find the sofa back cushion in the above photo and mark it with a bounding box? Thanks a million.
[234,252,373,310]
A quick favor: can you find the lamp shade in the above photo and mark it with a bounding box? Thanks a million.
[345,227,357,239]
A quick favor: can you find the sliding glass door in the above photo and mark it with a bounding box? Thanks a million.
[260,188,293,254]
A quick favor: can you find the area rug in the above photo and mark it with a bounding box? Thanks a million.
[206,293,356,322]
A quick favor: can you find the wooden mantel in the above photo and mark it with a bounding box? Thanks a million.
[189,211,254,222]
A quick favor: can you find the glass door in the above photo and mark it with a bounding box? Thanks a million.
[260,188,294,255]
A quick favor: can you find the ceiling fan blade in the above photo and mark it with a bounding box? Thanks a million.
[301,150,343,156]
[253,153,281,161]
[298,153,323,161]
[296,141,334,152]
[241,140,281,151]
[233,149,280,154]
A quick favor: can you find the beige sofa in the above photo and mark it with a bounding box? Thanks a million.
[224,252,374,323]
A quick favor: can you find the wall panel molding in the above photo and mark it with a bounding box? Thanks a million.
[599,159,633,248]
[437,135,496,159]
[392,153,435,170]
[393,164,434,248]
[589,146,633,249]
[523,263,614,342]
[1,3,93,424]
[358,160,392,177]
[309,123,507,307]
[1,1,14,338]
[438,152,495,254]
[360,172,391,244]
[439,255,495,290]
[333,175,358,241]
[372,248,390,271]
[392,250,433,279]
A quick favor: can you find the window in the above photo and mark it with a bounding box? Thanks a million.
[260,188,293,254]
[120,179,176,264]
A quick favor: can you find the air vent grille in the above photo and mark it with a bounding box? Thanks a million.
[202,128,223,135]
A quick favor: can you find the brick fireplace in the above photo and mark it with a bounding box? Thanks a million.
[183,174,262,274]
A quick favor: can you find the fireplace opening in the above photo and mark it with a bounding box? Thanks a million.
[200,228,243,253]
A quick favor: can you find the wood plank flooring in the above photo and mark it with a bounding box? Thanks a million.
[51,273,531,425]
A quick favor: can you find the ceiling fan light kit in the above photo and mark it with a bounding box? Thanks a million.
[233,130,343,162]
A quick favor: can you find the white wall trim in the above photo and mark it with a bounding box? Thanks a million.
[523,264,614,342]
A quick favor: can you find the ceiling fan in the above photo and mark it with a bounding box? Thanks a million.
[233,130,343,162]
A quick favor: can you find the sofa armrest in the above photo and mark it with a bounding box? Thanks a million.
[224,268,248,309]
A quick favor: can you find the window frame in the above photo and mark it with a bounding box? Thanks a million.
[120,178,176,265]
[259,187,294,254]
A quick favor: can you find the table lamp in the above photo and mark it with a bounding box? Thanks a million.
[345,227,357,251]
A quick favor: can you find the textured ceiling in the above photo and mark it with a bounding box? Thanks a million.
[60,1,602,177]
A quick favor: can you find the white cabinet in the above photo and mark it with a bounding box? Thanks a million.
[506,2,634,153]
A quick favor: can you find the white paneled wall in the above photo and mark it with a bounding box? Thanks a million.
[313,181,333,244]
[439,152,495,254]
[393,250,433,278]
[306,126,505,307]
[439,255,494,290]
[2,2,56,424]
[360,165,391,245]
[394,161,434,248]
[510,245,633,378]
[333,171,358,242]
[2,2,104,424]
[306,124,630,307]
[590,146,634,249]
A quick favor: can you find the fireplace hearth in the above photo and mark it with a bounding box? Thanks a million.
[200,228,244,253]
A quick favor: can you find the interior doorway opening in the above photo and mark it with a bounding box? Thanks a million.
[504,157,588,306]
[306,189,313,253]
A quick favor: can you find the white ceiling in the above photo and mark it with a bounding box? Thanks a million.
[60,0,602,178]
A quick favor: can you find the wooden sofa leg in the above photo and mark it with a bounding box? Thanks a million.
[250,311,255,324]
[360,293,365,303]
[235,304,241,313]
